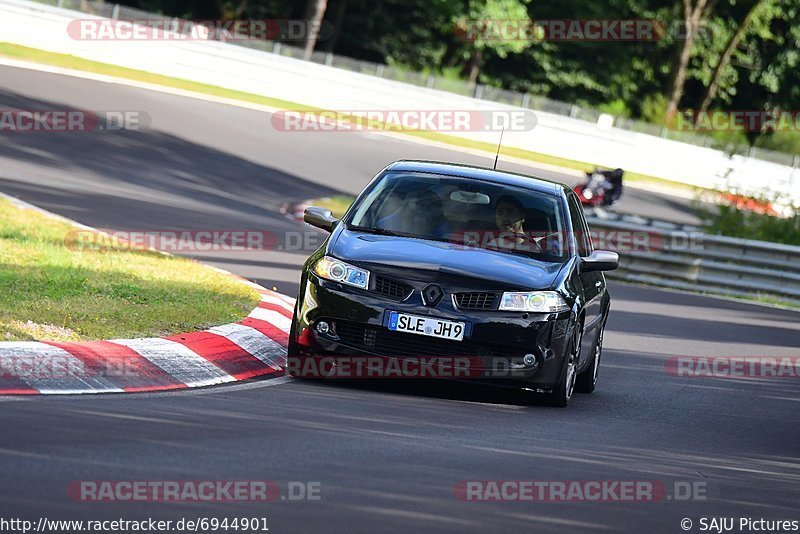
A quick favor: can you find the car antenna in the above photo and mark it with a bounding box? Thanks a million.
[493,127,505,170]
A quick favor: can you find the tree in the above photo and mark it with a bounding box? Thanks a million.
[665,0,714,117]
[698,0,772,113]
[113,0,800,156]
[303,0,328,60]
[453,0,531,84]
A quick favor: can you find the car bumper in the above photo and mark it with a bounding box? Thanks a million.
[289,274,575,388]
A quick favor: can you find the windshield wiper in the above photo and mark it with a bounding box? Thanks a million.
[348,225,402,236]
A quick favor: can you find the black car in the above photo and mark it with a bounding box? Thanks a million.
[288,160,618,406]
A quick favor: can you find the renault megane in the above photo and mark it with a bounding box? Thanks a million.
[287,160,618,406]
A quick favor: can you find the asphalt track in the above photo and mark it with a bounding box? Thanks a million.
[1,65,799,533]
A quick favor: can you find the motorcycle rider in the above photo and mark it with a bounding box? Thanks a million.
[602,168,624,205]
[584,167,624,206]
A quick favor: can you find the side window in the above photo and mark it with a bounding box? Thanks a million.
[575,196,594,255]
[567,194,592,257]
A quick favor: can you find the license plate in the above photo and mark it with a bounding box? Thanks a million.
[388,312,465,341]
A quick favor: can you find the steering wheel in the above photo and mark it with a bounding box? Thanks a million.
[492,231,543,254]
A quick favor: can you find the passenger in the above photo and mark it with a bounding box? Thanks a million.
[377,189,447,237]
[375,190,404,220]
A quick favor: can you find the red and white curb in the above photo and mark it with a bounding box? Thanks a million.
[0,283,295,395]
[0,192,296,395]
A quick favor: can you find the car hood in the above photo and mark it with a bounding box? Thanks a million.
[330,229,564,290]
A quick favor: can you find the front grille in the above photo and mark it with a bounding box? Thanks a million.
[335,321,518,367]
[454,292,499,310]
[373,276,413,301]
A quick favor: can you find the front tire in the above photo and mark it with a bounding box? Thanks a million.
[576,323,604,394]
[544,324,581,407]
[285,304,314,379]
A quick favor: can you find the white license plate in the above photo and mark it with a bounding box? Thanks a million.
[388,312,465,341]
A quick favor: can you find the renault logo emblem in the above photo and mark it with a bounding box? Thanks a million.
[421,284,444,307]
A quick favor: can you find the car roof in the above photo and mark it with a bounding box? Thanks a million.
[385,160,570,197]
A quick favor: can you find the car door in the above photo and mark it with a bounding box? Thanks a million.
[567,193,603,364]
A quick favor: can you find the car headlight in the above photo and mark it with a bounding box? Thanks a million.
[313,256,370,289]
[499,291,569,313]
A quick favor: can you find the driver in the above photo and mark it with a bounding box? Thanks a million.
[486,195,542,253]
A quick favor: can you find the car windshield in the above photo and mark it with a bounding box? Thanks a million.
[346,171,569,261]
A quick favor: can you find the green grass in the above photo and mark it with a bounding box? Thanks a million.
[0,198,260,341]
[744,295,800,310]
[0,42,703,195]
[695,197,800,246]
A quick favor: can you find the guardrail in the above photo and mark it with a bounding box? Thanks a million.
[586,215,800,306]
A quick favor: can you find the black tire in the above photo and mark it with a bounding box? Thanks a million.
[285,304,313,379]
[575,322,604,394]
[543,323,582,407]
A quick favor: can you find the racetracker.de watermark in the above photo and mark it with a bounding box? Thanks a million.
[668,110,800,132]
[270,109,537,132]
[590,229,703,253]
[67,480,321,502]
[665,356,800,379]
[455,19,659,42]
[1,517,270,533]
[0,355,145,380]
[454,19,717,42]
[67,18,333,42]
[64,228,704,255]
[287,356,488,379]
[0,110,149,132]
[453,480,707,501]
[452,229,703,254]
[65,229,277,253]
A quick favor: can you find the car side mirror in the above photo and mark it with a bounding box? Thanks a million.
[581,250,619,272]
[304,206,339,232]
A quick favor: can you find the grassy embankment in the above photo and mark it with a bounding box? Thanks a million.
[0,197,259,341]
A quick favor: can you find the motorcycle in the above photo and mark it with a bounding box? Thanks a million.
[574,169,623,207]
